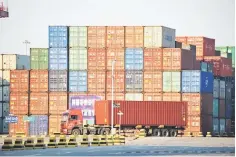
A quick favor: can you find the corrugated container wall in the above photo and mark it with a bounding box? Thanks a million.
[144,71,162,93]
[125,48,143,70]
[106,71,124,93]
[2,103,9,117]
[227,46,235,68]
[88,48,106,70]
[10,92,28,115]
[125,71,143,92]
[30,48,48,70]
[106,93,125,100]
[107,48,124,70]
[30,70,48,92]
[10,70,29,92]
[220,119,225,133]
[88,26,106,48]
[175,37,187,44]
[88,71,106,93]
[226,119,231,133]
[225,103,232,119]
[49,92,67,115]
[163,72,181,92]
[49,48,68,70]
[29,93,48,115]
[162,93,181,101]
[144,93,162,101]
[0,55,2,69]
[69,71,87,92]
[0,86,10,102]
[219,80,225,99]
[69,26,87,48]
[69,48,87,70]
[213,79,220,98]
[219,100,226,118]
[215,47,228,58]
[2,54,30,70]
[213,98,219,117]
[9,115,29,136]
[107,26,124,48]
[29,115,48,136]
[213,118,219,133]
[2,70,10,85]
[49,26,68,48]
[125,26,143,48]
[49,115,61,134]
[143,48,162,70]
[49,70,67,92]
[1,118,9,133]
[125,93,143,101]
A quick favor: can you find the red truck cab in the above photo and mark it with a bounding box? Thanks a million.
[60,109,83,135]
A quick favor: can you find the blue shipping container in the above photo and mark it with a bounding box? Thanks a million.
[29,115,48,136]
[49,26,68,48]
[182,70,213,93]
[125,48,143,70]
[69,71,87,92]
[126,71,143,92]
[49,48,68,70]
[225,103,232,119]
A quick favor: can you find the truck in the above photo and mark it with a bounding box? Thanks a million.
[60,100,187,137]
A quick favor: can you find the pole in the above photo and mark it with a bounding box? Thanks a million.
[111,60,116,135]
[119,114,121,135]
[23,40,30,55]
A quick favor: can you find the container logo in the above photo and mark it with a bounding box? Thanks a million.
[206,44,213,51]
[205,77,209,87]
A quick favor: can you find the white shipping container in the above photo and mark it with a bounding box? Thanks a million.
[2,103,9,117]
[144,26,175,48]
[0,70,2,86]
[0,104,2,117]
[213,79,220,98]
[3,70,10,85]
[125,93,143,101]
[219,80,225,99]
[0,54,2,69]
[3,86,9,102]
[2,54,30,70]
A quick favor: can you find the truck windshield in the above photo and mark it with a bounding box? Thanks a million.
[61,113,69,122]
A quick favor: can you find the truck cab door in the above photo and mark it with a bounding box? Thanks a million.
[69,115,82,128]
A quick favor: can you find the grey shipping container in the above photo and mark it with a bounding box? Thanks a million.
[49,70,68,92]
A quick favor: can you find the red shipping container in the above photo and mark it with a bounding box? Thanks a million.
[30,70,48,92]
[144,48,163,70]
[88,26,106,48]
[88,48,106,70]
[107,26,124,48]
[194,60,201,70]
[125,26,144,48]
[49,92,67,115]
[226,119,231,133]
[144,93,162,101]
[49,115,61,134]
[10,70,29,92]
[88,70,106,93]
[187,36,215,57]
[144,71,162,92]
[106,71,124,93]
[106,93,124,100]
[9,115,29,136]
[88,92,105,100]
[163,48,194,70]
[95,100,187,127]
[175,37,187,44]
[106,48,124,70]
[10,92,28,115]
[219,99,226,118]
[162,93,181,101]
[29,92,48,115]
[204,56,232,77]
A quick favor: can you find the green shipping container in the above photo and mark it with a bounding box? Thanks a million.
[163,72,181,92]
[227,46,235,68]
[69,48,87,70]
[30,48,48,70]
[215,47,228,58]
[213,98,219,117]
[69,26,87,48]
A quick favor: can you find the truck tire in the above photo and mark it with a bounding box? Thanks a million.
[100,128,110,135]
[162,129,169,137]
[170,129,177,137]
[72,128,81,135]
[153,129,161,137]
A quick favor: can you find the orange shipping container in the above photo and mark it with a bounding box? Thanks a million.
[10,70,29,92]
[9,115,29,136]
[125,26,144,48]
[144,71,162,92]
[106,48,124,70]
[144,93,162,101]
[49,92,67,115]
[88,48,106,70]
[30,70,48,92]
[163,48,194,70]
[88,92,105,100]
[29,92,48,115]
[162,93,181,101]
[144,48,162,70]
[107,26,124,48]
[88,26,106,48]
[175,37,187,44]
[88,71,106,93]
[49,115,61,134]
[10,92,28,115]
[106,71,124,93]
[106,93,124,100]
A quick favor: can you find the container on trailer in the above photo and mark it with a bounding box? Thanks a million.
[144,26,175,48]
[49,92,67,115]
[10,92,28,115]
[143,48,162,70]
[95,100,187,126]
[219,118,225,134]
[163,72,181,92]
[107,26,124,48]
[219,100,226,118]
[2,103,9,117]
[125,48,143,70]
[88,71,106,93]
[219,80,225,99]
[125,71,143,92]
[69,71,87,92]
[49,70,67,92]
[9,115,29,136]
[225,103,232,119]
[106,93,124,100]
[107,48,125,70]
[69,26,87,48]
[10,70,29,92]
[30,70,48,92]
[125,93,143,101]
[29,93,48,115]
[49,115,61,134]
[49,48,68,70]
[88,48,106,70]
[213,98,219,117]
[2,70,10,85]
[88,26,106,48]
[227,46,235,68]
[162,93,181,101]
[29,115,48,136]
[144,93,162,101]
[125,26,143,48]
[49,26,68,48]
[30,48,48,70]
[69,48,87,70]
[106,71,124,93]
[213,79,220,98]
[226,119,231,133]
[2,54,30,70]
[213,118,219,133]
[175,37,187,44]
[144,71,162,93]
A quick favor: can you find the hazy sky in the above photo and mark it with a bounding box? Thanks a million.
[0,0,235,55]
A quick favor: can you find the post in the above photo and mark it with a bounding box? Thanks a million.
[117,111,123,135]
[111,60,116,134]
[23,40,30,55]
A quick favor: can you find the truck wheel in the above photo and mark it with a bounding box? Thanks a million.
[170,129,177,137]
[162,129,169,137]
[72,128,81,135]
[153,129,161,136]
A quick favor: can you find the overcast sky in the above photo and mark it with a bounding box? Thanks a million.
[0,0,235,55]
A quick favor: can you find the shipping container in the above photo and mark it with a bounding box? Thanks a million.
[106,71,124,93]
[29,93,48,115]
[0,86,9,102]
[69,48,87,70]
[49,48,68,70]
[225,103,232,119]
[215,47,228,58]
[9,115,29,136]
[125,48,143,70]
[219,118,225,133]
[203,56,232,77]
[213,79,220,98]
[162,93,181,101]
[163,48,194,70]
[0,54,2,69]
[49,92,67,115]
[143,93,162,101]
[219,100,226,118]
[49,70,67,92]
[0,70,2,85]
[227,46,235,68]
[163,72,181,92]
[30,70,48,92]
[88,48,106,70]
[10,70,29,92]
[49,115,61,134]
[125,93,143,101]
[200,62,208,72]
[87,92,105,100]
[2,70,10,85]
[125,71,143,92]
[30,48,48,70]
[106,93,124,100]
[182,93,213,116]
[88,71,106,93]
[107,48,124,70]
[125,26,143,48]
[88,26,106,48]
[69,71,87,92]
[2,54,30,70]
[175,37,187,44]
[1,118,9,133]
[213,118,219,133]
[215,50,221,56]
[226,119,231,133]
[144,71,162,93]
[143,48,162,70]
[107,26,124,48]
[207,63,213,73]
[29,115,48,136]
[0,104,2,117]
[49,26,68,48]
[69,26,87,48]
[2,103,9,117]
[68,92,88,101]
[10,92,28,115]
[213,98,219,117]
[219,80,225,99]
[95,100,187,127]
[181,70,213,93]
[144,26,175,48]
